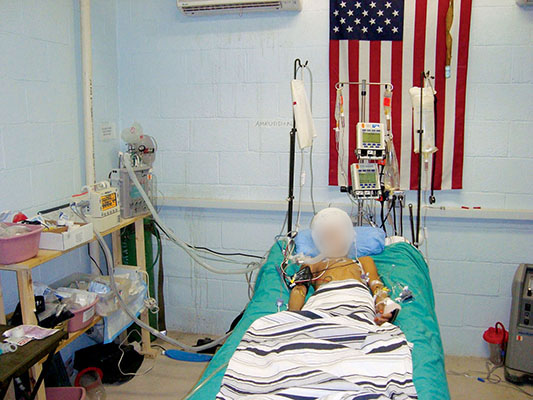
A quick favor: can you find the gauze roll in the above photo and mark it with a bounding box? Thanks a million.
[311,208,354,259]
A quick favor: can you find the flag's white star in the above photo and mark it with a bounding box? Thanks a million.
[362,9,369,16]
[362,26,368,33]
[393,10,399,17]
[377,26,383,33]
[333,26,339,32]
[369,18,376,25]
[370,1,376,8]
[340,1,346,8]
[392,26,399,33]
[377,10,384,16]
[385,18,391,25]
[340,17,346,24]
[354,18,361,25]
[385,1,392,8]
[355,1,362,8]
[346,26,353,33]
[333,9,339,16]
[347,9,354,16]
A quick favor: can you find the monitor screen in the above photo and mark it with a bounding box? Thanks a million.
[358,171,377,185]
[363,131,381,144]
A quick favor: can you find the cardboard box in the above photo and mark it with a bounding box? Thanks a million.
[39,222,94,251]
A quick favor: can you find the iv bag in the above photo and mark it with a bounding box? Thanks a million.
[291,79,317,150]
[409,87,438,155]
[383,138,400,193]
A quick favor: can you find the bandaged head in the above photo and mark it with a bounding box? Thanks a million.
[311,207,354,258]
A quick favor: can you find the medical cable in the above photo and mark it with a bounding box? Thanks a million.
[152,219,262,261]
[72,204,232,353]
[447,362,533,398]
[122,153,263,276]
[183,361,230,400]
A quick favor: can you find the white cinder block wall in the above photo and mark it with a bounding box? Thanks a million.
[116,0,533,356]
[0,0,120,357]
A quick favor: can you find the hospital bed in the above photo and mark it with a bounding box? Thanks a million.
[187,241,450,400]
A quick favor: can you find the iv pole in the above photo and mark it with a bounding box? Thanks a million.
[287,58,307,237]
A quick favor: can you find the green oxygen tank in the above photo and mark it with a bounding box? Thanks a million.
[121,218,159,338]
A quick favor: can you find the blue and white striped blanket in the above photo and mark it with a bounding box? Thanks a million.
[217,279,417,399]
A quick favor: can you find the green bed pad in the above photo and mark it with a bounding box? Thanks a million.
[188,242,450,400]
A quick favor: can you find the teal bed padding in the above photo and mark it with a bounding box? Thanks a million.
[188,242,450,400]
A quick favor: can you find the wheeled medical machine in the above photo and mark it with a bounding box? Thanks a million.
[505,263,533,383]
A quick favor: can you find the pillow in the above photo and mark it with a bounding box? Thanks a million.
[294,226,385,259]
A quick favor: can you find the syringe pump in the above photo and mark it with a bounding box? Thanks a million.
[356,122,386,160]
[350,163,381,199]
[72,181,121,232]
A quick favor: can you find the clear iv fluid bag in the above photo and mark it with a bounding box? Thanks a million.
[409,87,438,155]
[383,138,400,192]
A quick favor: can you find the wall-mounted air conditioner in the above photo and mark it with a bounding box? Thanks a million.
[177,0,302,16]
[516,0,533,5]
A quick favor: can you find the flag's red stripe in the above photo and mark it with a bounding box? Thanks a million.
[432,0,450,190]
[348,40,360,180]
[452,0,472,189]
[369,41,381,124]
[329,40,340,186]
[391,41,403,175]
[410,0,428,190]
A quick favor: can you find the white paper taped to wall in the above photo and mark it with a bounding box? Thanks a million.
[291,79,317,150]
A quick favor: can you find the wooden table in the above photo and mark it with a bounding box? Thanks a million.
[0,214,156,400]
[0,325,67,400]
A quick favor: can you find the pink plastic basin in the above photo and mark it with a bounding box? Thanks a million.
[45,387,86,400]
[0,223,43,264]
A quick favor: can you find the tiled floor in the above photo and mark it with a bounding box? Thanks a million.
[104,332,533,400]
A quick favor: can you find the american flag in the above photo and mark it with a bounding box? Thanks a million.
[329,0,473,190]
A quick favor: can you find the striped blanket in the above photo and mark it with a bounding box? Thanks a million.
[217,279,417,399]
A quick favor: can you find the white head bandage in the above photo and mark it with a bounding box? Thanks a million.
[311,207,354,259]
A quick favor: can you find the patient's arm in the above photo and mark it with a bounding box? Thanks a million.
[288,284,308,311]
[359,256,393,324]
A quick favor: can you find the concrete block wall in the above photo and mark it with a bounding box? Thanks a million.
[0,0,119,336]
[115,0,533,356]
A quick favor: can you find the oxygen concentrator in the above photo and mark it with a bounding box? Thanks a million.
[505,263,533,383]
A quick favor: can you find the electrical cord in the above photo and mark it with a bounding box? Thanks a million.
[117,330,157,377]
[87,246,104,275]
[447,361,533,398]
[151,219,264,267]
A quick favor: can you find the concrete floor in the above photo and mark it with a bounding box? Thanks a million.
[105,332,533,400]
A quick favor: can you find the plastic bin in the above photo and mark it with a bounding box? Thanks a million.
[45,387,86,400]
[50,273,99,332]
[67,298,98,332]
[0,223,43,264]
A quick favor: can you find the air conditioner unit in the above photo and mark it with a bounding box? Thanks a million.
[517,0,533,5]
[177,0,302,16]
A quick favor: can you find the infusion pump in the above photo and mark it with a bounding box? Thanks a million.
[73,181,121,232]
[356,122,386,160]
[350,163,381,199]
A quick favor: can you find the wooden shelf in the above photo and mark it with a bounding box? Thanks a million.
[0,214,150,272]
[37,316,103,364]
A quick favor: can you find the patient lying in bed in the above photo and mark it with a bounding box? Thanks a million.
[217,208,417,399]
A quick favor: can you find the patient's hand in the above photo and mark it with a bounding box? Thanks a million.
[374,302,393,325]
